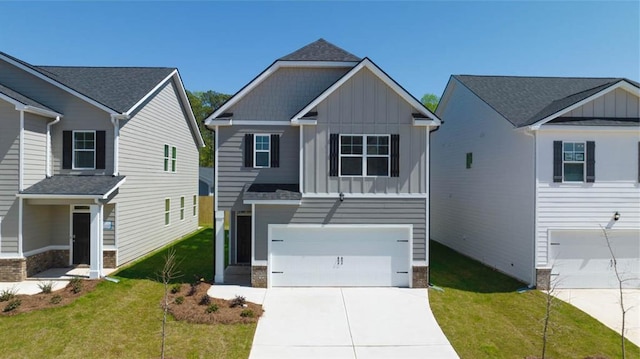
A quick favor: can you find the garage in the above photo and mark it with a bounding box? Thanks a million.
[549,229,640,289]
[268,224,411,287]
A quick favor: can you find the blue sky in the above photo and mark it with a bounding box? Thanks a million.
[1,1,638,99]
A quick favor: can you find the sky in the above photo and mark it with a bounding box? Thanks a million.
[0,1,638,100]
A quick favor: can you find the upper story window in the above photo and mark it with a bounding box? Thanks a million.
[339,135,390,176]
[553,140,595,183]
[244,134,280,168]
[164,144,177,172]
[254,135,271,168]
[73,131,96,169]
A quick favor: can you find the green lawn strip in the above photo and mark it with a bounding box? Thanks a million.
[429,240,639,359]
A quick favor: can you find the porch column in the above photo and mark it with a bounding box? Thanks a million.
[214,211,225,283]
[88,204,104,279]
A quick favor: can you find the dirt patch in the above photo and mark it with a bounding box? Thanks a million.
[0,279,101,315]
[166,282,263,324]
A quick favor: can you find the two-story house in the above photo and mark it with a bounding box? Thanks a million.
[205,39,440,288]
[432,75,640,289]
[0,51,203,281]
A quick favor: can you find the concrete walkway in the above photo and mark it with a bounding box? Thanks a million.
[209,286,458,359]
[553,288,640,346]
[0,267,117,295]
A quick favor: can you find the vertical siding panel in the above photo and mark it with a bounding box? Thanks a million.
[627,93,639,117]
[614,88,627,117]
[603,91,616,117]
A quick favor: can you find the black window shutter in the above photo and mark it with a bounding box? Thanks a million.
[96,131,106,170]
[63,131,72,169]
[270,134,280,168]
[329,134,338,176]
[244,134,254,167]
[553,141,562,183]
[586,141,595,183]
[391,134,400,177]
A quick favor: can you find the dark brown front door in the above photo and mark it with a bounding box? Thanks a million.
[73,213,90,265]
[236,215,251,264]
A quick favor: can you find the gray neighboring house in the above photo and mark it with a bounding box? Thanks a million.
[0,52,204,281]
[205,39,441,288]
[432,75,640,289]
[199,166,214,196]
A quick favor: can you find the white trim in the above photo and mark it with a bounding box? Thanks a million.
[0,93,59,118]
[237,120,292,126]
[23,245,70,257]
[171,71,205,148]
[528,80,640,129]
[413,119,440,127]
[302,193,427,199]
[71,130,97,170]
[289,58,441,124]
[214,127,219,212]
[208,119,232,126]
[291,119,317,126]
[0,253,23,259]
[243,199,302,205]
[164,198,171,226]
[69,205,73,266]
[253,134,271,168]
[299,125,304,193]
[193,194,197,217]
[17,198,23,257]
[110,116,120,176]
[253,259,268,266]
[103,246,117,251]
[561,141,587,183]
[424,126,429,267]
[251,203,256,265]
[103,177,126,199]
[530,125,640,133]
[339,134,391,177]
[125,70,175,116]
[180,196,185,221]
[0,216,2,253]
[46,116,61,177]
[19,110,24,191]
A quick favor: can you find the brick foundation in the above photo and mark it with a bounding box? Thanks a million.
[251,265,267,288]
[103,251,117,268]
[412,266,429,288]
[26,250,69,277]
[0,258,27,282]
[536,268,551,290]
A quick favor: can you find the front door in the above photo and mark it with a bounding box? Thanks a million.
[73,213,90,265]
[236,215,251,263]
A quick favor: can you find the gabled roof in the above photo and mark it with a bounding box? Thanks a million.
[19,175,126,200]
[452,75,640,128]
[279,38,360,62]
[0,83,60,116]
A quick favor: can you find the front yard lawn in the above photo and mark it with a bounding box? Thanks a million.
[0,228,255,358]
[429,240,640,359]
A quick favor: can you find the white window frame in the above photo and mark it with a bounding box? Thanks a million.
[192,195,197,217]
[180,196,185,221]
[254,134,271,168]
[562,141,586,183]
[164,144,177,173]
[164,198,171,226]
[171,146,177,172]
[339,134,391,177]
[72,130,96,170]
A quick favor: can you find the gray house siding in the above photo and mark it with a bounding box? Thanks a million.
[22,205,52,252]
[23,113,48,188]
[0,100,19,254]
[217,125,299,211]
[50,205,69,246]
[229,67,351,121]
[117,79,199,265]
[304,68,427,194]
[254,198,427,261]
[103,204,115,247]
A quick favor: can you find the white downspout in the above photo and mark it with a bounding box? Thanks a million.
[46,116,61,177]
[18,110,24,257]
[110,116,120,176]
[299,125,304,193]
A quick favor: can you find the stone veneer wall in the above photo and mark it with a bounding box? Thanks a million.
[251,266,267,288]
[0,259,27,282]
[536,268,551,290]
[412,266,429,288]
[103,251,117,268]
[26,250,69,277]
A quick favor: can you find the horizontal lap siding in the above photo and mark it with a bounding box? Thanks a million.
[431,80,535,284]
[0,101,19,253]
[117,80,199,266]
[103,204,115,247]
[23,113,47,188]
[255,198,426,261]
[22,205,51,252]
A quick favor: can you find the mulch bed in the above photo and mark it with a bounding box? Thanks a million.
[165,282,263,324]
[0,279,101,316]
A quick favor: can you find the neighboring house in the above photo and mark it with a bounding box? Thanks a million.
[205,39,440,288]
[199,166,214,196]
[432,75,640,289]
[0,52,203,281]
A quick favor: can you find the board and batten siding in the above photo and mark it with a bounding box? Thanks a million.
[23,113,48,188]
[0,100,19,254]
[534,128,640,268]
[229,67,351,121]
[566,88,639,118]
[431,79,536,284]
[305,67,427,195]
[254,198,427,262]
[217,125,299,211]
[116,79,199,266]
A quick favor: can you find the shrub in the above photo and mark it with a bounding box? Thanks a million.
[50,295,62,305]
[0,287,17,302]
[38,281,54,294]
[230,295,246,308]
[205,304,219,313]
[3,299,21,312]
[174,296,184,305]
[240,309,254,318]
[187,284,197,296]
[199,294,211,306]
[170,284,181,294]
[69,277,83,294]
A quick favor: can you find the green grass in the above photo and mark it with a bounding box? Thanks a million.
[0,228,254,359]
[429,240,640,359]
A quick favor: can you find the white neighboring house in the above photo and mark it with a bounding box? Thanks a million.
[432,75,640,289]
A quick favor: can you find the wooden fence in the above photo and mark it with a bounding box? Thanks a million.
[198,196,214,226]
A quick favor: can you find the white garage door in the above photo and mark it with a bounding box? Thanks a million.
[269,225,411,287]
[550,229,640,289]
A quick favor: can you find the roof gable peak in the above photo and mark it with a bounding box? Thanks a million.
[279,38,361,62]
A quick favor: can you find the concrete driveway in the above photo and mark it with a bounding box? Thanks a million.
[553,289,640,346]
[209,286,458,359]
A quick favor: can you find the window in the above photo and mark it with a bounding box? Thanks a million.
[180,196,185,221]
[164,198,170,225]
[466,153,473,169]
[339,135,389,176]
[193,195,197,217]
[254,135,270,168]
[164,145,176,172]
[73,131,96,169]
[563,142,585,182]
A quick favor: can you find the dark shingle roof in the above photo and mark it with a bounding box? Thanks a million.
[0,83,58,113]
[242,183,301,201]
[21,175,125,196]
[279,39,360,62]
[548,117,639,126]
[453,75,639,127]
[36,66,175,113]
